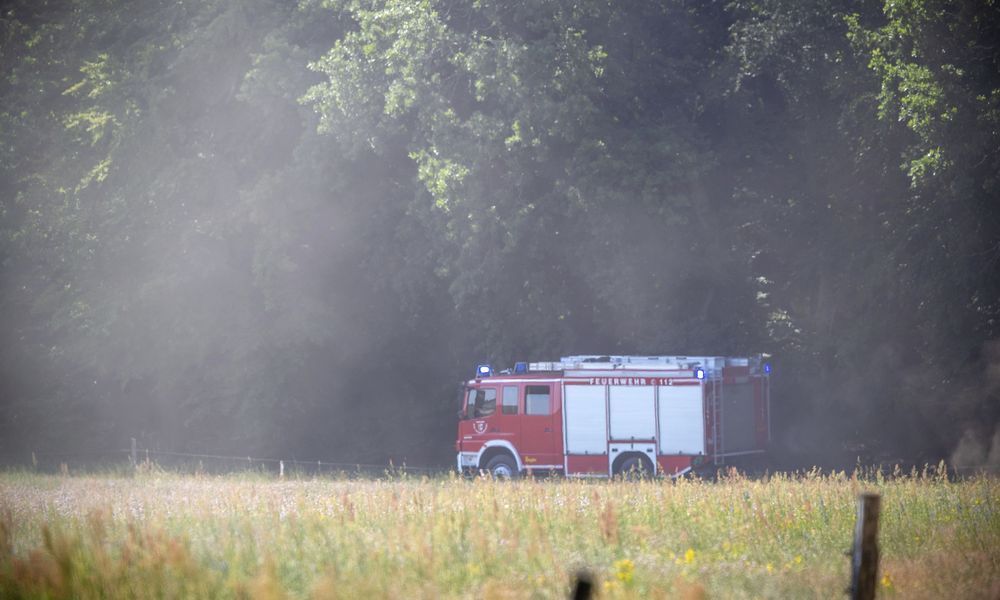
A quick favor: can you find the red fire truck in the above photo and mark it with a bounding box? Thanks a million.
[456,355,770,477]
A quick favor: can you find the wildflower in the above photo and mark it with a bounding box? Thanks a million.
[881,573,893,589]
[766,562,774,574]
[684,548,696,564]
[614,558,635,584]
[794,555,803,565]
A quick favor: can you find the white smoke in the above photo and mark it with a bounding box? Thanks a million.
[951,426,1000,468]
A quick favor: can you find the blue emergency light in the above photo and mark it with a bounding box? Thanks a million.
[694,367,706,380]
[476,364,493,377]
[513,362,528,374]
[763,362,772,374]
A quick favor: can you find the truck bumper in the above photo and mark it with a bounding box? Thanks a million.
[457,452,478,473]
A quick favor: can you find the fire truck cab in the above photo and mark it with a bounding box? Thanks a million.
[456,355,770,477]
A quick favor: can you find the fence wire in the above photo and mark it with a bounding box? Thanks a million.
[3,448,997,479]
[1,447,453,477]
[127,448,452,476]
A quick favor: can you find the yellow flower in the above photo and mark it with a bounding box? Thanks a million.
[614,558,635,584]
[766,562,774,574]
[881,573,894,589]
[794,555,803,564]
[684,548,696,564]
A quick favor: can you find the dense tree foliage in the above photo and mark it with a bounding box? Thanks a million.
[2,0,997,466]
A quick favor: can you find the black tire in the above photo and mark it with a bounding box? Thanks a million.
[484,454,519,479]
[615,455,654,479]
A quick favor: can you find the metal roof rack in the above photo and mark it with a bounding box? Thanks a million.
[528,355,760,374]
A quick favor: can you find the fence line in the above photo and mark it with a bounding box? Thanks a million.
[1,446,452,476]
[125,447,451,475]
[6,447,998,479]
[27,450,130,458]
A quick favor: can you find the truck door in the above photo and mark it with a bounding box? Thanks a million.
[518,383,561,469]
[465,385,518,449]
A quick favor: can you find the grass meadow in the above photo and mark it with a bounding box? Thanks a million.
[0,467,997,599]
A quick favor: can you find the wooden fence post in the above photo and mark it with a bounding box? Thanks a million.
[130,437,137,468]
[849,493,881,600]
[570,570,593,600]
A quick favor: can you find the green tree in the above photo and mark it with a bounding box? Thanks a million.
[305,0,764,365]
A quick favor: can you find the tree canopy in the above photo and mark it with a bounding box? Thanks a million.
[2,0,998,466]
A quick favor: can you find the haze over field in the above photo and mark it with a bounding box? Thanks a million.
[1,0,998,468]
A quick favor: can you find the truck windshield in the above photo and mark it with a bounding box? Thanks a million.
[467,388,497,418]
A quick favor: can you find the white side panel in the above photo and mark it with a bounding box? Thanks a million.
[658,385,704,454]
[609,386,656,440]
[564,386,608,454]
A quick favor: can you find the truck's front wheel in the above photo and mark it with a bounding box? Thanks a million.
[484,455,519,479]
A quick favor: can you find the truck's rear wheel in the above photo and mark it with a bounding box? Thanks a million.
[484,455,519,479]
[615,455,654,479]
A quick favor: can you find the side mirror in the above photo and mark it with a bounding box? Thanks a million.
[457,385,470,420]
